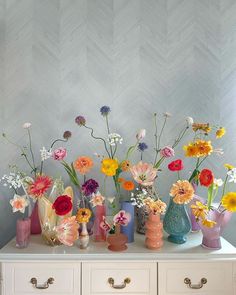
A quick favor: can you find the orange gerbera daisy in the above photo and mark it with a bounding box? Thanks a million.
[28,175,52,198]
[74,156,94,174]
[170,180,194,204]
[122,180,135,191]
[120,160,131,172]
[191,201,208,220]
[195,140,213,157]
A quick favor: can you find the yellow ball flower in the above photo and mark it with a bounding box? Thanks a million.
[224,163,234,170]
[216,127,226,139]
[101,158,119,176]
[222,192,236,212]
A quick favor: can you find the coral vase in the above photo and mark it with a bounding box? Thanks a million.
[30,201,42,234]
[94,205,106,242]
[163,198,191,244]
[79,222,89,249]
[145,213,163,250]
[199,208,232,250]
[16,218,31,248]
[120,201,134,243]
[107,225,128,251]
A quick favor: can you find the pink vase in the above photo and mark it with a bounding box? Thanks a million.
[145,213,163,249]
[30,201,42,234]
[107,225,128,251]
[93,205,106,242]
[199,208,232,250]
[16,218,31,248]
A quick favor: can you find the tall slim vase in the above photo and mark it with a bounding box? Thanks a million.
[145,213,163,250]
[163,198,191,244]
[30,201,41,234]
[120,201,134,243]
[94,205,106,242]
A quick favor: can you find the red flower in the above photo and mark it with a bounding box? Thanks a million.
[199,169,214,187]
[28,175,52,198]
[52,195,73,216]
[168,159,184,171]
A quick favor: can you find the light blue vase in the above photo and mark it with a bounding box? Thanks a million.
[120,201,134,243]
[163,198,191,244]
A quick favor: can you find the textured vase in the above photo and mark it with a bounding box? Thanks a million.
[136,205,149,234]
[93,205,106,242]
[79,222,89,249]
[120,201,134,243]
[145,213,163,250]
[199,208,232,250]
[30,201,42,234]
[16,218,31,248]
[107,225,128,251]
[163,198,191,244]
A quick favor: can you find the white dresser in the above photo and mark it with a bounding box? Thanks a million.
[0,233,236,295]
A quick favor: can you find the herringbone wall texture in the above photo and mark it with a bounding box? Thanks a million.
[0,0,236,248]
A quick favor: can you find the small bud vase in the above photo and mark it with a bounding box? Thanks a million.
[16,218,31,248]
[94,204,106,242]
[145,213,163,249]
[163,198,191,244]
[107,225,128,252]
[199,208,232,250]
[79,222,89,249]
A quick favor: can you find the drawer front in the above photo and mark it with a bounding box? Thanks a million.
[234,263,236,295]
[159,262,233,295]
[3,262,80,295]
[82,262,157,295]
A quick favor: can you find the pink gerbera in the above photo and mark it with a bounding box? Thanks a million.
[130,161,158,186]
[28,175,52,198]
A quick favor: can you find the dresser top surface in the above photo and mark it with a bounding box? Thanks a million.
[0,232,236,261]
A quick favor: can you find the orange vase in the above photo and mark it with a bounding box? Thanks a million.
[107,225,128,251]
[145,213,163,250]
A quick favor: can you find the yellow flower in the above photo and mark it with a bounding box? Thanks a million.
[216,127,226,139]
[202,219,217,228]
[76,208,92,223]
[101,158,119,176]
[183,140,213,158]
[149,199,167,215]
[222,192,236,212]
[191,201,208,220]
[224,163,234,170]
[192,123,211,134]
[120,160,131,172]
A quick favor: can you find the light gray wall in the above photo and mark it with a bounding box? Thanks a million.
[0,0,236,248]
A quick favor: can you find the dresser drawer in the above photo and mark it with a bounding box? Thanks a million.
[159,262,233,295]
[82,262,157,295]
[3,262,80,295]
[234,263,236,295]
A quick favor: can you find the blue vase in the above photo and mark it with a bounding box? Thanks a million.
[120,201,134,243]
[163,198,191,244]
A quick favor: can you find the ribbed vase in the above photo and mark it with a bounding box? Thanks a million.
[145,213,163,250]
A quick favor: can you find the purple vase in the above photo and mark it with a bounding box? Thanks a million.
[199,208,232,250]
[30,201,42,234]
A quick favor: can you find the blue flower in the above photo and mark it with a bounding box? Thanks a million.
[138,142,148,152]
[100,106,111,116]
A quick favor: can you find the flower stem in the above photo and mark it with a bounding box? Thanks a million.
[27,129,37,177]
[105,115,113,157]
[50,138,68,149]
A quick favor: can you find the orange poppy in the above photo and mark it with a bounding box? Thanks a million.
[122,180,135,191]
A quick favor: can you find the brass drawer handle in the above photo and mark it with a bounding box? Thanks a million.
[108,277,131,289]
[184,277,207,289]
[30,277,54,289]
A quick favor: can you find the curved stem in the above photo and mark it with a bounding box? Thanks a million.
[172,126,189,149]
[50,138,68,149]
[112,143,118,158]
[153,113,158,164]
[105,115,113,157]
[84,125,111,158]
[27,129,37,177]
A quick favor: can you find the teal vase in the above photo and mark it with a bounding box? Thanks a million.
[163,198,191,244]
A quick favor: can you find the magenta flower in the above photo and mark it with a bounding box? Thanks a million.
[160,146,175,158]
[130,161,158,186]
[82,179,99,196]
[52,148,67,161]
[113,210,131,226]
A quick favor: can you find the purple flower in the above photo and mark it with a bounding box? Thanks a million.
[75,116,86,126]
[138,142,148,152]
[63,130,72,139]
[100,106,111,116]
[82,179,99,196]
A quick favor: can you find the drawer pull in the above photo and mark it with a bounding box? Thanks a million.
[30,277,54,289]
[108,277,131,289]
[184,277,207,289]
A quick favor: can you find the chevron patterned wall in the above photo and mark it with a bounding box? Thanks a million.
[0,0,236,248]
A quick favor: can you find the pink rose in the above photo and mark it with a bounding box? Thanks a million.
[160,146,175,158]
[52,148,67,161]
